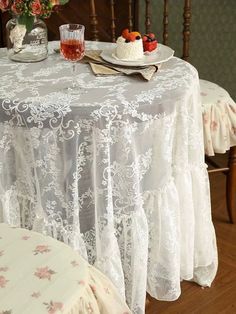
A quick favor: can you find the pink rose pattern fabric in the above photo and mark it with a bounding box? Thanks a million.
[0,275,8,288]
[43,301,63,314]
[31,292,41,298]
[34,266,56,280]
[200,79,236,156]
[0,223,131,314]
[33,245,51,255]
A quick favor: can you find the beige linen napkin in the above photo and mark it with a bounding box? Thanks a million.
[84,50,158,81]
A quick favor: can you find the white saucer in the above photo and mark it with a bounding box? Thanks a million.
[100,44,174,67]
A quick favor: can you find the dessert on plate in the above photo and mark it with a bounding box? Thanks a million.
[143,33,158,52]
[115,29,144,61]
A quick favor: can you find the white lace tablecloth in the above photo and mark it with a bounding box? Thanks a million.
[0,223,131,314]
[0,41,218,314]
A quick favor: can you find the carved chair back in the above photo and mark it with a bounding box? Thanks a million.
[88,0,137,42]
[89,0,191,61]
[1,0,191,59]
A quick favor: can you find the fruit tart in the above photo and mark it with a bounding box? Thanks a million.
[142,33,158,53]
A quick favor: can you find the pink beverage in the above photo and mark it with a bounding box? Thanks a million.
[60,39,85,61]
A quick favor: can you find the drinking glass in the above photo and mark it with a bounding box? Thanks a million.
[59,24,85,91]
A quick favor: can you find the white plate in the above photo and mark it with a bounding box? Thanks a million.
[100,43,174,67]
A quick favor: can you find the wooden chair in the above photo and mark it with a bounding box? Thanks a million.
[88,0,190,60]
[142,0,236,223]
[88,0,137,42]
[201,83,236,224]
[184,2,236,224]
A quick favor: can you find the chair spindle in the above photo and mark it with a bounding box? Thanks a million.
[163,0,169,45]
[128,0,133,31]
[182,0,191,61]
[110,0,116,42]
[227,146,236,223]
[145,0,151,34]
[90,0,99,41]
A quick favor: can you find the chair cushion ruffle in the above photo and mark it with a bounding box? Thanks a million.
[200,79,236,156]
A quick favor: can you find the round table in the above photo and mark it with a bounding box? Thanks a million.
[0,41,218,314]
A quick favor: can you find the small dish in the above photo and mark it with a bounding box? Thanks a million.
[100,44,174,67]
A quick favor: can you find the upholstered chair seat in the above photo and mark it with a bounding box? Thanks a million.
[200,79,236,223]
[200,79,236,156]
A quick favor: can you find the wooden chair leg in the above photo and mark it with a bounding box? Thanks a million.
[145,294,151,310]
[226,146,236,223]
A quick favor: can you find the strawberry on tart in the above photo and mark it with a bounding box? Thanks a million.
[143,33,158,52]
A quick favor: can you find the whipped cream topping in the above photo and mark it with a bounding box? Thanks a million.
[115,36,144,61]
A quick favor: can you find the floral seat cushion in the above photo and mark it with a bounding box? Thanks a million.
[0,223,131,314]
[200,79,236,156]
